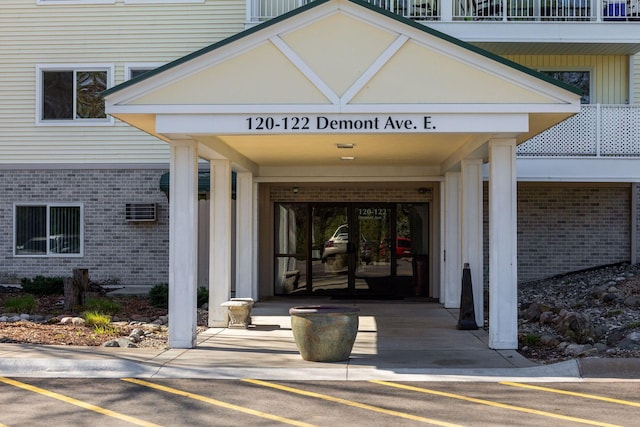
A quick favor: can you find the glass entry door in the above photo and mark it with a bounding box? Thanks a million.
[275,202,429,298]
[311,204,392,296]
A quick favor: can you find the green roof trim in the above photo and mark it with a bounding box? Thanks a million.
[103,0,582,99]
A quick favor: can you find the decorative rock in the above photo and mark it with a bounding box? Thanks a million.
[539,311,555,325]
[623,296,640,307]
[71,317,85,326]
[0,316,8,322]
[19,313,30,320]
[60,317,72,325]
[626,331,640,342]
[556,312,592,344]
[540,334,559,347]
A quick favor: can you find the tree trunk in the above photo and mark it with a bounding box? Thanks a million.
[63,268,89,311]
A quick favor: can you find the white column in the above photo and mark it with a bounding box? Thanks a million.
[488,138,518,349]
[461,158,484,328]
[442,172,462,308]
[208,159,233,327]
[168,140,198,349]
[235,171,255,299]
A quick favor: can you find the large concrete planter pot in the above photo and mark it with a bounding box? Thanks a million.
[289,306,360,362]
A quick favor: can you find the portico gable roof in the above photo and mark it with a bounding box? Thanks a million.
[104,0,581,176]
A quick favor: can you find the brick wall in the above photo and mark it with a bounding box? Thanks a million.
[0,169,169,286]
[484,183,632,284]
[269,182,434,203]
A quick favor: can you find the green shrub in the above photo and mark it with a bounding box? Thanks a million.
[83,311,111,328]
[93,325,120,335]
[148,283,208,308]
[197,287,209,307]
[523,334,541,346]
[85,297,122,315]
[20,275,64,295]
[3,295,37,313]
[149,283,169,308]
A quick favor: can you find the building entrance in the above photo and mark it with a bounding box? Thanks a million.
[275,202,429,298]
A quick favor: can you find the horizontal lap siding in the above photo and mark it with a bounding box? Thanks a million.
[0,0,245,164]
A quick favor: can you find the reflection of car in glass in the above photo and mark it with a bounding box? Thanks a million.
[16,235,80,255]
[321,224,372,265]
[379,237,412,258]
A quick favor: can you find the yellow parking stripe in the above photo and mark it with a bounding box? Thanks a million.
[371,380,623,427]
[0,422,9,427]
[122,378,315,427]
[0,377,161,427]
[243,378,465,427]
[500,382,640,407]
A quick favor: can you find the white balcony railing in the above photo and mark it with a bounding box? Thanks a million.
[249,0,639,22]
[517,105,640,157]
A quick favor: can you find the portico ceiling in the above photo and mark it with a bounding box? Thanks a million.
[104,0,581,176]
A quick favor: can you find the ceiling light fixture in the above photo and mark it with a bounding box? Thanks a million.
[340,156,356,161]
[336,143,356,149]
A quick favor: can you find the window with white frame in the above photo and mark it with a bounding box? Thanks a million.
[540,70,591,104]
[14,204,83,256]
[36,65,114,125]
[36,1,115,6]
[125,63,164,81]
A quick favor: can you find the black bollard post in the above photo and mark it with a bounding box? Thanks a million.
[457,263,479,330]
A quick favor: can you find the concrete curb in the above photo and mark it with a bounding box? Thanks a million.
[1,358,639,381]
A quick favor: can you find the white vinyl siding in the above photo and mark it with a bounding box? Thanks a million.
[504,55,630,104]
[633,53,640,104]
[0,0,245,164]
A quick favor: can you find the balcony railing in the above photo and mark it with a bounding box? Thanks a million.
[517,105,640,157]
[249,0,640,22]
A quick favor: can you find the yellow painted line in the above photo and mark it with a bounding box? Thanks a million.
[0,422,9,427]
[243,378,465,427]
[0,377,161,427]
[122,378,315,427]
[500,382,640,408]
[371,380,623,427]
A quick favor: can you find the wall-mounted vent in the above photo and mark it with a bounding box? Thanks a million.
[126,203,157,222]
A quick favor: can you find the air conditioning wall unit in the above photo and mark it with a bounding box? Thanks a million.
[125,203,157,222]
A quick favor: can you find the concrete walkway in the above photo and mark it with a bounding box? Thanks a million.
[1,298,638,381]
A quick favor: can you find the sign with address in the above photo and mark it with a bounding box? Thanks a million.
[155,113,529,135]
[245,115,435,132]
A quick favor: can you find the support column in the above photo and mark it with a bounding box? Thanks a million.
[461,158,484,328]
[168,140,198,349]
[488,139,518,349]
[208,159,233,327]
[442,172,462,308]
[235,171,255,300]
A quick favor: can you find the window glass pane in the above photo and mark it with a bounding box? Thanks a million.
[50,206,81,254]
[43,71,73,119]
[130,69,153,79]
[15,206,47,255]
[274,203,307,255]
[76,71,107,118]
[541,71,590,104]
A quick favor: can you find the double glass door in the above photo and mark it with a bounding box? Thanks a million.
[275,202,429,298]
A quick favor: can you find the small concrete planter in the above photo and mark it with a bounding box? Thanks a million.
[289,305,360,362]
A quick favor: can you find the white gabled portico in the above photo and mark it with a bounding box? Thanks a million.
[103,0,581,349]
